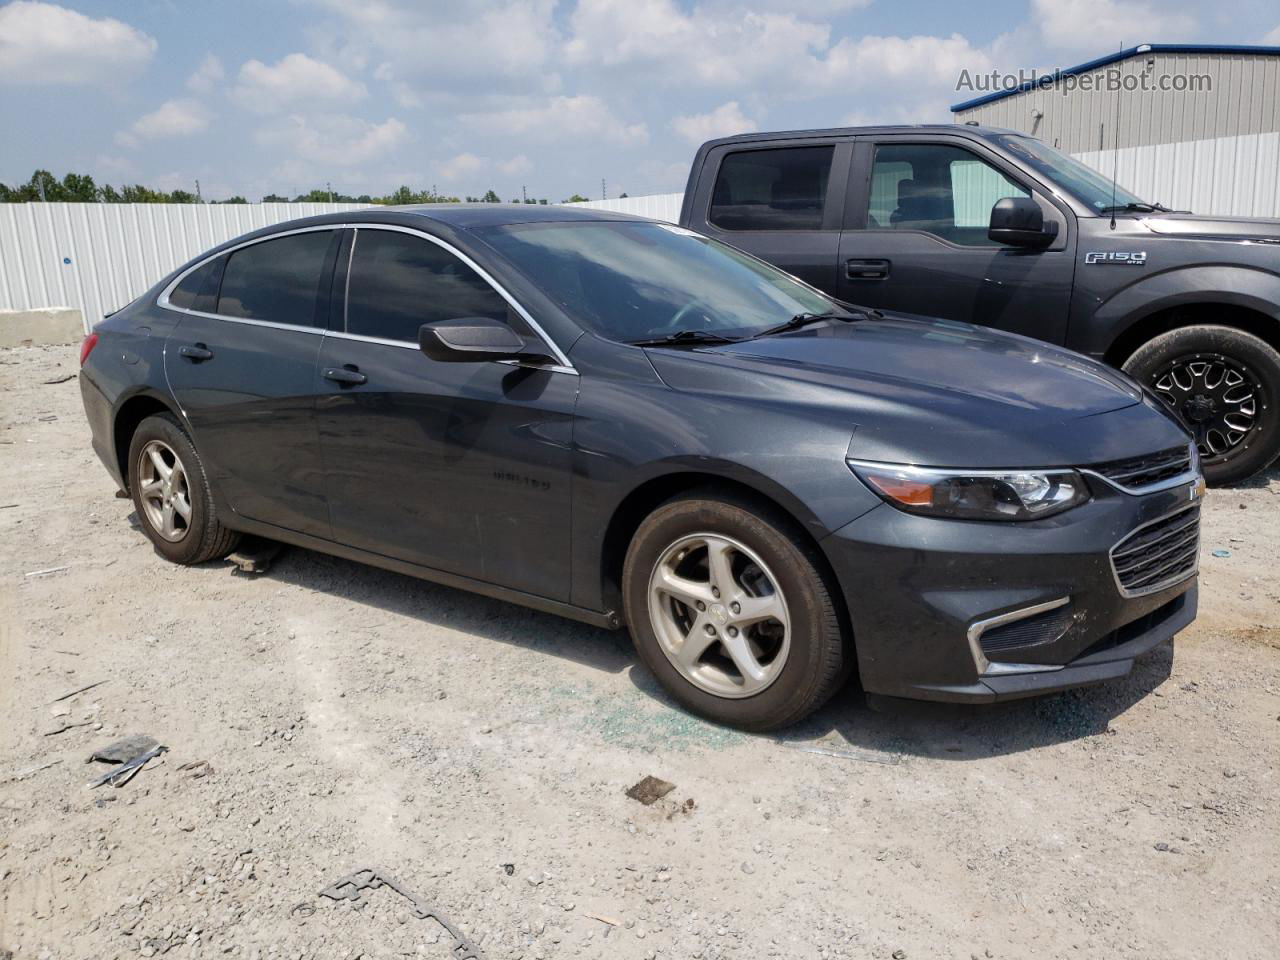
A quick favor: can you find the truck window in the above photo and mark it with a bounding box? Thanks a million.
[709,146,833,231]
[867,144,1029,246]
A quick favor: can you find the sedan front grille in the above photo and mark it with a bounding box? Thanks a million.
[1109,504,1201,597]
[1091,444,1194,490]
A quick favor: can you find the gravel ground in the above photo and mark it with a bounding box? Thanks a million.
[1,343,1278,960]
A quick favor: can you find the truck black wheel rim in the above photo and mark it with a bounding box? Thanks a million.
[1150,353,1262,462]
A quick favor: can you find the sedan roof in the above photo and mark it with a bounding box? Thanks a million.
[381,203,649,228]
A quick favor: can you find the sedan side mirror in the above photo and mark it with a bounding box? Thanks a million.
[988,196,1057,248]
[418,317,549,364]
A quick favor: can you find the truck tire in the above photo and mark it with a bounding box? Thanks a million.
[622,491,850,731]
[1122,325,1280,485]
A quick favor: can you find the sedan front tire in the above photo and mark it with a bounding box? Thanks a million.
[623,492,850,730]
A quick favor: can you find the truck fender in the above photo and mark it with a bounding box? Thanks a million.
[1088,265,1280,358]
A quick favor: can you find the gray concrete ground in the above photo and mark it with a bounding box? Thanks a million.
[2,344,1278,960]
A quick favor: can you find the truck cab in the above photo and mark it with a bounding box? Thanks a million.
[680,125,1280,484]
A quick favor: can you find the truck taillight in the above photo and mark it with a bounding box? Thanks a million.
[79,332,99,367]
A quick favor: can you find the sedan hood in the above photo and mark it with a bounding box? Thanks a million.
[644,318,1185,468]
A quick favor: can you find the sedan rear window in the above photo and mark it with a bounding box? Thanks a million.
[216,231,336,327]
[167,257,224,313]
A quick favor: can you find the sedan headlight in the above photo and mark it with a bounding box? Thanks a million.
[848,460,1090,521]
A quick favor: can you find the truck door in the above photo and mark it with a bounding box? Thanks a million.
[837,136,1075,345]
[683,140,851,293]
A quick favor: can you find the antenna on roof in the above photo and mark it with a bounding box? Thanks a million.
[1109,41,1124,230]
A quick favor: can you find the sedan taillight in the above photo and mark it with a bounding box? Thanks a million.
[79,332,99,367]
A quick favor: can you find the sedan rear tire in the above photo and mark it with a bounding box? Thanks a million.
[127,413,240,564]
[623,492,849,731]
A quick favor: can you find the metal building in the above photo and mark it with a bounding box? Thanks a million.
[951,44,1280,218]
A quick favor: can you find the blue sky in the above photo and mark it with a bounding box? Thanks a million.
[1,0,1277,201]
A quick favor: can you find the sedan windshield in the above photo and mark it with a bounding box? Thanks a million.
[476,220,837,343]
[996,134,1148,213]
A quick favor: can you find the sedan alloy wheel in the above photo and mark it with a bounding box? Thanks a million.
[647,532,791,698]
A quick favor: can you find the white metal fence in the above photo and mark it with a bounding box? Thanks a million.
[0,202,371,333]
[567,193,684,222]
[1074,131,1280,219]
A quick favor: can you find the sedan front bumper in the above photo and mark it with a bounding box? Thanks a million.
[821,475,1201,703]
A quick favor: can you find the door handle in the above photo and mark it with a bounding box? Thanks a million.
[323,365,367,386]
[178,343,213,362]
[846,258,891,280]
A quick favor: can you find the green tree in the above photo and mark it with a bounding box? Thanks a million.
[563,193,589,203]
[261,193,289,203]
[218,195,248,204]
[481,189,501,203]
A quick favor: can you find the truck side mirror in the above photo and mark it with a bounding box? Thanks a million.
[989,196,1056,249]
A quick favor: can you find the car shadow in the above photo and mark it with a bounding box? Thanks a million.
[624,636,1175,760]
[158,524,1177,758]
[1231,458,1280,490]
[212,537,635,677]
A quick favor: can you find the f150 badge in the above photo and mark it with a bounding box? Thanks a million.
[1085,251,1147,265]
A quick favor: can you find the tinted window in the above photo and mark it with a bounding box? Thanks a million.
[709,146,833,231]
[216,231,335,325]
[345,229,511,342]
[868,144,1029,246]
[168,257,223,313]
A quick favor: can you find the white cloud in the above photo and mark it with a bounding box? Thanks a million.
[671,101,757,144]
[116,99,212,147]
[1263,24,1280,44]
[232,53,366,114]
[821,33,992,92]
[187,53,224,93]
[463,95,647,145]
[1032,0,1196,52]
[309,0,558,92]
[257,114,407,167]
[565,0,829,88]
[498,154,533,176]
[439,152,489,180]
[0,1,155,85]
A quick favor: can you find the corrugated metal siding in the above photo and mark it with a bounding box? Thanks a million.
[955,51,1280,153]
[1075,131,1280,217]
[0,202,372,331]
[565,193,684,222]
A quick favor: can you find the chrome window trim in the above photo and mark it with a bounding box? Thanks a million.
[157,223,343,331]
[1108,502,1201,599]
[966,597,1071,677]
[156,220,577,375]
[345,223,576,373]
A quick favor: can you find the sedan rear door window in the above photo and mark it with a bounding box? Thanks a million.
[344,229,511,342]
[216,231,336,326]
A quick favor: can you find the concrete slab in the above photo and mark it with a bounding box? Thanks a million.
[0,307,85,347]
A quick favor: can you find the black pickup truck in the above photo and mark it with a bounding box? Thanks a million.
[679,124,1280,484]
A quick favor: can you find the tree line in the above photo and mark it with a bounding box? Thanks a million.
[0,170,594,205]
